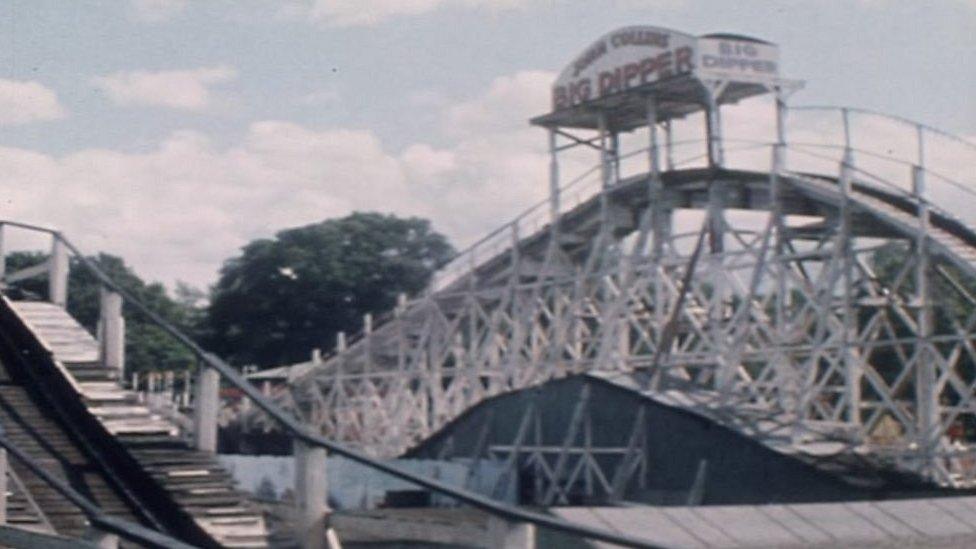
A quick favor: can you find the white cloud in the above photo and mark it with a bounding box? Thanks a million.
[129,0,188,22]
[0,69,558,288]
[0,79,66,125]
[91,66,238,111]
[279,0,532,27]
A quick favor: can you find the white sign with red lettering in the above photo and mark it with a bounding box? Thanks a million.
[696,37,779,82]
[551,26,697,110]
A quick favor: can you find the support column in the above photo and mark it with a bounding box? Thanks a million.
[648,97,671,349]
[99,288,125,375]
[294,440,328,549]
[486,517,536,549]
[49,236,69,307]
[597,112,612,191]
[193,365,220,453]
[838,126,861,430]
[914,165,938,466]
[547,129,562,250]
[709,181,731,392]
[771,90,795,414]
[664,120,675,171]
[647,97,660,180]
[704,84,725,169]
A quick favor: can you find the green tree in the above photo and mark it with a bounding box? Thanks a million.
[206,212,454,368]
[5,251,201,373]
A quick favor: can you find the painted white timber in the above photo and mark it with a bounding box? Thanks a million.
[194,367,220,453]
[99,289,125,375]
[48,238,68,307]
[294,440,328,549]
[9,301,100,363]
[7,297,269,546]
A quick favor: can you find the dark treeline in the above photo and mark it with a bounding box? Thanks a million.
[5,212,455,372]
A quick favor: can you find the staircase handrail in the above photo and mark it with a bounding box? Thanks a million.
[34,234,666,549]
[0,426,196,549]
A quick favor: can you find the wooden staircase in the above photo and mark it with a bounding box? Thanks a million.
[5,300,272,547]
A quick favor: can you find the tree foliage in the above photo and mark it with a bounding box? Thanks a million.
[205,212,455,368]
[5,251,201,373]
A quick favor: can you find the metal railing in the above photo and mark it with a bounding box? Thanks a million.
[0,225,665,548]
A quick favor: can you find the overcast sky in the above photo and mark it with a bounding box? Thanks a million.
[0,0,974,289]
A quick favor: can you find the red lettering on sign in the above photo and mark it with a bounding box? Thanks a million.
[638,58,657,83]
[599,71,618,96]
[623,62,640,89]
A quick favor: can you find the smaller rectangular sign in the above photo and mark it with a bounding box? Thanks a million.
[696,37,779,82]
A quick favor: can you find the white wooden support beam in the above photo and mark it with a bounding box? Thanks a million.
[704,82,727,168]
[664,120,675,171]
[182,370,191,405]
[193,366,220,453]
[99,289,125,375]
[598,112,611,190]
[708,182,732,392]
[839,144,862,429]
[486,517,535,549]
[548,129,561,226]
[294,440,328,549]
[646,96,660,180]
[49,236,69,307]
[913,165,938,458]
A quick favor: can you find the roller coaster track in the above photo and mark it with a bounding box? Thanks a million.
[264,105,976,490]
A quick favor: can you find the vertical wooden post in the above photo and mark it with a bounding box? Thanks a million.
[914,165,938,462]
[294,440,328,549]
[49,236,69,307]
[548,129,561,226]
[646,96,660,180]
[838,128,862,430]
[704,85,724,169]
[664,120,675,171]
[193,365,220,453]
[182,370,192,406]
[487,517,535,549]
[99,289,125,375]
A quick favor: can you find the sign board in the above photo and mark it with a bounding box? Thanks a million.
[551,26,697,110]
[550,27,780,111]
[696,36,779,82]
